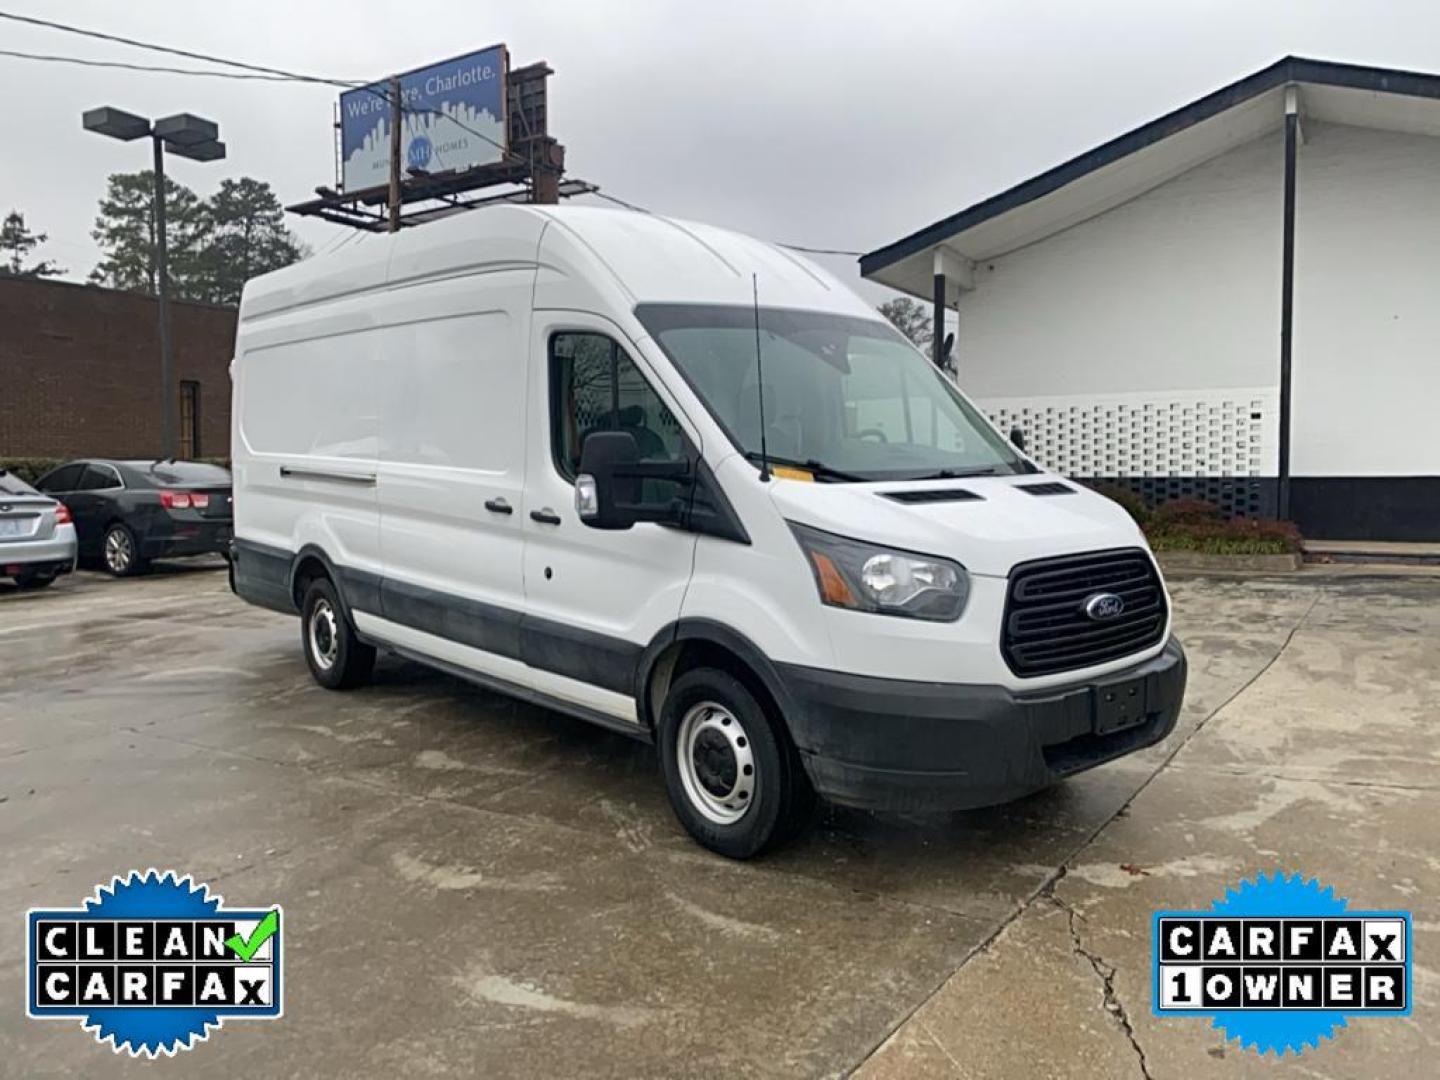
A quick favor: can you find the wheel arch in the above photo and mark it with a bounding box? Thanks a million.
[289,544,348,616]
[635,620,801,740]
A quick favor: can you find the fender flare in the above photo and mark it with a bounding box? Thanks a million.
[288,544,349,617]
[633,618,801,735]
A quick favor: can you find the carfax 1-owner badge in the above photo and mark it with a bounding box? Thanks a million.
[26,869,282,1057]
[1153,871,1411,1056]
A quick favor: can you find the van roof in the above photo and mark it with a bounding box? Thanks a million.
[239,205,877,323]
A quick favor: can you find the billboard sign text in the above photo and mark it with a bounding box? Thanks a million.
[339,45,508,192]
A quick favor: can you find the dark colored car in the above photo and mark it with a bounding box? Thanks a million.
[35,460,233,577]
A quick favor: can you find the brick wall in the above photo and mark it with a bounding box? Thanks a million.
[0,276,236,459]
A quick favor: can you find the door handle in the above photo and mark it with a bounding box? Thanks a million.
[279,465,377,486]
[529,507,562,525]
[484,498,514,515]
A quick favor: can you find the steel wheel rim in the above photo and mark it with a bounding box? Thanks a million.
[105,529,132,573]
[677,701,756,825]
[309,598,339,671]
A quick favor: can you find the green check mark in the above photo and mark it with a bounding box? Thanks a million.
[225,910,279,961]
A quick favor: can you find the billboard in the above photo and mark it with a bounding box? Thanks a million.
[339,45,508,192]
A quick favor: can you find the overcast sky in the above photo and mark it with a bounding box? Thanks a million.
[4,0,1439,303]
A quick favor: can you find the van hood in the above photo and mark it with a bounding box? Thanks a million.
[768,474,1148,578]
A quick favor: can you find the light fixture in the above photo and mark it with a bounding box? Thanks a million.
[82,106,151,141]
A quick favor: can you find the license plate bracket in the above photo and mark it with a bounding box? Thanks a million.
[1093,674,1149,735]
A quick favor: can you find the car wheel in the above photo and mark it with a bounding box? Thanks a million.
[659,667,816,859]
[102,523,147,577]
[14,570,56,590]
[301,577,375,690]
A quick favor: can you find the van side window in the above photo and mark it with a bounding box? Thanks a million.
[550,332,686,480]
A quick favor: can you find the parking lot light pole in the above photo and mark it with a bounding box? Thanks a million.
[83,107,226,460]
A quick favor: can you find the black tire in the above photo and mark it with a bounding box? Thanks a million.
[102,523,148,577]
[659,667,816,859]
[14,570,56,590]
[300,577,375,690]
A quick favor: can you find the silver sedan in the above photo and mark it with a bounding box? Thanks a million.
[0,469,78,589]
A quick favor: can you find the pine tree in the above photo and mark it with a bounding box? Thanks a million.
[0,210,65,277]
[194,178,308,304]
[89,171,208,298]
[89,172,306,303]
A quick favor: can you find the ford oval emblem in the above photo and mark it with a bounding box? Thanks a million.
[1084,592,1125,621]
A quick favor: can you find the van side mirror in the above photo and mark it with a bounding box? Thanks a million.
[1009,425,1027,452]
[576,431,688,530]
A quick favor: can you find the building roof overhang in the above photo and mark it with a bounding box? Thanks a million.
[861,57,1440,300]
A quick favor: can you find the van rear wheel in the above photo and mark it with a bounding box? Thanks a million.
[301,577,375,690]
[659,667,815,859]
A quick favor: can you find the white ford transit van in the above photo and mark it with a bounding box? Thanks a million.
[230,206,1185,858]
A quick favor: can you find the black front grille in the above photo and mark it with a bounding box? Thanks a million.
[1002,548,1166,677]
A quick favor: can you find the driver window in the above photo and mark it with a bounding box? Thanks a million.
[550,332,685,481]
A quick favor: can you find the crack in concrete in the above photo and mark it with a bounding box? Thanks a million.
[1050,892,1153,1080]
[850,589,1324,1075]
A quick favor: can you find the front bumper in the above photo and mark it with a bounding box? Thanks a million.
[779,636,1187,812]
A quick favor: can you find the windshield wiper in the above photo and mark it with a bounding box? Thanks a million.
[743,451,865,483]
[903,466,999,481]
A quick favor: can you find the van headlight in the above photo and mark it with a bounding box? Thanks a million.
[788,523,968,621]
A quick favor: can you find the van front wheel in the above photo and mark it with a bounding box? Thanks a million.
[659,667,815,859]
[301,578,375,690]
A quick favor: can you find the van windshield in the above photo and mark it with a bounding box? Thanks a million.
[635,304,1031,481]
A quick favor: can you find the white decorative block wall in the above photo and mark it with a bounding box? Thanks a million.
[975,387,1279,479]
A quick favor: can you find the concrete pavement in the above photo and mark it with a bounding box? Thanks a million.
[0,562,1435,1077]
[861,574,1439,1078]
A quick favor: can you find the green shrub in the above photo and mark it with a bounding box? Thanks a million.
[0,458,63,485]
[1145,516,1302,555]
[1150,497,1224,527]
[1087,483,1150,526]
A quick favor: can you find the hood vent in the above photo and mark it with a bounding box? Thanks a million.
[881,488,983,505]
[1016,482,1075,496]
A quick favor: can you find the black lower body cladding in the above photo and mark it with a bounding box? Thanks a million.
[230,538,295,614]
[779,636,1186,812]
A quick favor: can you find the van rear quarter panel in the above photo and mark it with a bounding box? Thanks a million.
[233,291,384,580]
[233,208,548,588]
